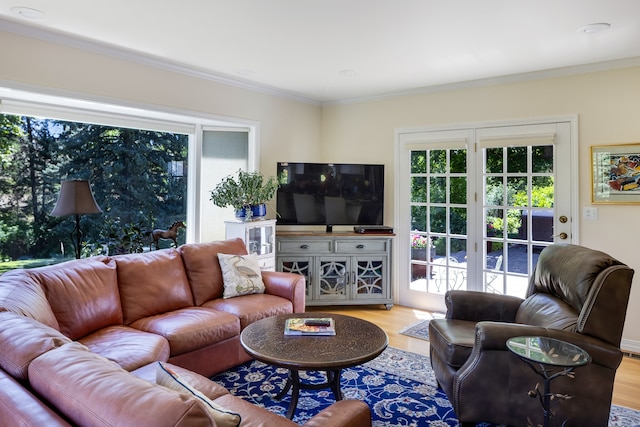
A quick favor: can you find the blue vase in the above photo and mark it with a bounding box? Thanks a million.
[235,204,267,220]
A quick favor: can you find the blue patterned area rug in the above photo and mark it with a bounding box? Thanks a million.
[399,319,431,341]
[212,347,640,426]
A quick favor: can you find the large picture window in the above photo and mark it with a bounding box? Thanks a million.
[0,113,188,271]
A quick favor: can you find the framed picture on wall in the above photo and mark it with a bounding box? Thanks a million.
[591,143,640,204]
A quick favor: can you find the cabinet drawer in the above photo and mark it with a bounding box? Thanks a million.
[278,240,333,253]
[335,240,387,253]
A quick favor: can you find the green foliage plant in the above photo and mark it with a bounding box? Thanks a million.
[210,169,279,214]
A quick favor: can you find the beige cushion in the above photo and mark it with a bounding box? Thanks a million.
[217,253,265,299]
[156,362,241,427]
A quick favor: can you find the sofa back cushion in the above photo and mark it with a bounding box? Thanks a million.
[31,257,122,340]
[0,311,71,380]
[115,249,193,325]
[178,239,248,306]
[28,342,216,427]
[0,269,59,329]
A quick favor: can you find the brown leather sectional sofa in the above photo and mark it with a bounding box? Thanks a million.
[0,238,372,427]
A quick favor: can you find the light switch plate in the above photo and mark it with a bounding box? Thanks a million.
[583,207,598,220]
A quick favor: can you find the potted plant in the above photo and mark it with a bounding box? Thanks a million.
[210,169,279,220]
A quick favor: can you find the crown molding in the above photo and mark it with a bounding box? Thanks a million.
[0,18,321,106]
[325,56,640,106]
[3,18,640,107]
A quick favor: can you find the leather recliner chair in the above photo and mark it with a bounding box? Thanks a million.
[428,244,634,427]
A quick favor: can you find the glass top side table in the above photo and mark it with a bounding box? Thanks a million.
[506,336,591,427]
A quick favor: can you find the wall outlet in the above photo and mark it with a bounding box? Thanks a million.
[583,207,598,220]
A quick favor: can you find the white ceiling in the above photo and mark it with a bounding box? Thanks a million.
[1,0,640,103]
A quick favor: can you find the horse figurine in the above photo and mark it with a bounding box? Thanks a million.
[151,221,186,250]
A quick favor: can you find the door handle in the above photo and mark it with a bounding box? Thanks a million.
[554,232,568,239]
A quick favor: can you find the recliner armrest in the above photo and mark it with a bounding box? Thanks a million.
[473,322,622,369]
[446,290,523,322]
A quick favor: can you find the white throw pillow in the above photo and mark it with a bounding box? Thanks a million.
[156,362,241,427]
[217,253,265,298]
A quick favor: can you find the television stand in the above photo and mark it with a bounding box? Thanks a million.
[275,231,394,310]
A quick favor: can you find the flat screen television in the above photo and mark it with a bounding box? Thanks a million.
[276,162,384,226]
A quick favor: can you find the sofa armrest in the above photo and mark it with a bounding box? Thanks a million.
[445,290,523,322]
[302,400,371,427]
[0,368,72,427]
[261,271,306,313]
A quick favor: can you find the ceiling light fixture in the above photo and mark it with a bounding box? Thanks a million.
[339,69,359,77]
[577,23,611,34]
[10,6,46,20]
[235,69,255,78]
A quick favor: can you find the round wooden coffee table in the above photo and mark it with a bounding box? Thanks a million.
[240,312,388,419]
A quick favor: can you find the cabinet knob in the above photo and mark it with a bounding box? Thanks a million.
[356,244,365,249]
[300,244,310,249]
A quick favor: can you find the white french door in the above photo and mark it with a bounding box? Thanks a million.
[396,119,576,312]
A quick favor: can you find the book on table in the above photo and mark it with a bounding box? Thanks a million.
[284,317,336,336]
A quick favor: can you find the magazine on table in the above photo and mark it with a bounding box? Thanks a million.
[284,317,336,336]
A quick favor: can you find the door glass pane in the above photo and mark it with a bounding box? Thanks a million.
[450,207,467,234]
[430,177,446,203]
[507,177,527,206]
[430,206,446,233]
[507,146,527,173]
[411,177,427,202]
[486,147,503,173]
[532,145,553,173]
[450,177,467,204]
[411,205,427,231]
[485,177,503,205]
[450,149,466,173]
[532,176,554,207]
[411,150,427,173]
[430,150,446,173]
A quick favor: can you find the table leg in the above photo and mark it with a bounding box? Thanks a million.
[327,370,343,400]
[286,370,301,419]
[276,369,344,419]
[275,373,293,401]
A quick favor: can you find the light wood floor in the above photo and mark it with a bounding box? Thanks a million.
[307,305,640,411]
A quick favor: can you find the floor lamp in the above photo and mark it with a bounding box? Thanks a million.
[51,179,103,259]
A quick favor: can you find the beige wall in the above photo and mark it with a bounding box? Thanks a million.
[2,29,639,348]
[322,66,640,348]
[0,30,323,179]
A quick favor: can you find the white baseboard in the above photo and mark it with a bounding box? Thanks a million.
[621,338,640,357]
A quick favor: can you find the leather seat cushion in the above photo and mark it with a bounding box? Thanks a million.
[429,318,476,368]
[203,293,293,329]
[79,325,171,371]
[130,308,240,356]
[132,362,230,401]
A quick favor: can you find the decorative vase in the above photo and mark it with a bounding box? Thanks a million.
[235,203,267,221]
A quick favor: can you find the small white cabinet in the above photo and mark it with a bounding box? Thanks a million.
[225,219,276,271]
[276,232,393,309]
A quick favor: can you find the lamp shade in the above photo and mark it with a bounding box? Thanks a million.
[51,180,102,216]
